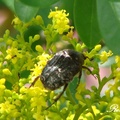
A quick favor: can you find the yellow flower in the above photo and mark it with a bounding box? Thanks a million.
[22,56,34,70]
[48,7,70,34]
[0,78,6,85]
[91,105,100,116]
[66,27,74,39]
[115,56,120,67]
[99,50,113,63]
[66,114,74,120]
[13,100,21,107]
[30,96,46,107]
[12,17,22,25]
[31,64,42,77]
[33,112,45,120]
[0,101,20,117]
[5,47,23,64]
[0,78,6,96]
[113,68,120,80]
[31,53,51,77]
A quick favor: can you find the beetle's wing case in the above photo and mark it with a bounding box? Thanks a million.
[40,49,84,90]
[40,51,67,90]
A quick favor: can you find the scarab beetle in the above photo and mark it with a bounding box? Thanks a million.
[30,49,91,108]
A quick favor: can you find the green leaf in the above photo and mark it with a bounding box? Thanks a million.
[74,0,102,49]
[61,0,74,20]
[20,0,59,8]
[66,77,79,104]
[1,0,15,12]
[97,0,120,54]
[14,0,39,22]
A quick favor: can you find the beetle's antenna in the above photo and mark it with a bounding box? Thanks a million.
[29,76,40,88]
[46,84,68,109]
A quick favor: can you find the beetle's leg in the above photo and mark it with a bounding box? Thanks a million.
[29,76,40,88]
[46,84,68,109]
[82,66,92,73]
[76,70,82,88]
[82,66,96,78]
[54,84,68,102]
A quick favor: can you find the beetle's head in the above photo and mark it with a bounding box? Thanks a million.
[65,49,85,65]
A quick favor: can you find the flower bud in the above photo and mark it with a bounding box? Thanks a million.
[35,45,43,52]
[2,68,12,76]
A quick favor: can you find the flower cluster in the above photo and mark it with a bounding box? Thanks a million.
[0,12,52,119]
[5,47,23,64]
[48,7,70,34]
[43,7,74,50]
[99,50,113,63]
[0,48,51,119]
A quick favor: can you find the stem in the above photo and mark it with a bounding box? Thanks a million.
[97,74,101,87]
[97,74,113,95]
[90,106,96,119]
[73,105,88,120]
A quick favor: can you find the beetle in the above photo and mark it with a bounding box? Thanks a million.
[30,49,92,108]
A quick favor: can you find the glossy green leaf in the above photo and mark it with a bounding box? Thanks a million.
[97,0,120,54]
[74,0,102,49]
[1,0,15,12]
[61,0,74,20]
[66,77,79,104]
[14,0,39,22]
[20,0,59,8]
